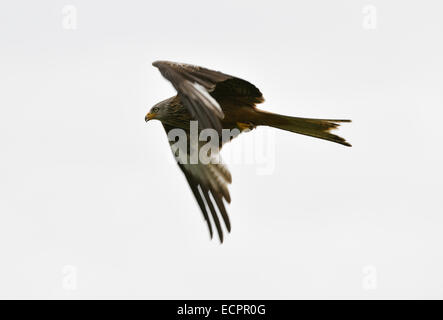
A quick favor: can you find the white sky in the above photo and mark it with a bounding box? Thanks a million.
[1,0,442,298]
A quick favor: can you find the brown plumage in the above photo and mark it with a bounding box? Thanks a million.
[146,60,351,243]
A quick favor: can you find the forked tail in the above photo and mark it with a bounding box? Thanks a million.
[255,110,351,147]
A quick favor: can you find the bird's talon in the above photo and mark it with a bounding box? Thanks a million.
[237,122,255,131]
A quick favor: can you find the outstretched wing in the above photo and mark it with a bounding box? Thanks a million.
[153,60,264,131]
[163,124,232,243]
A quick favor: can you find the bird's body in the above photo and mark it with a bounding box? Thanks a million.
[146,61,351,243]
[153,95,258,138]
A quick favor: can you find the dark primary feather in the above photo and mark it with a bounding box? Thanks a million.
[163,124,231,243]
[211,77,264,106]
[179,163,213,239]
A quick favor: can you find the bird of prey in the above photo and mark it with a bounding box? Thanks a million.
[146,61,351,243]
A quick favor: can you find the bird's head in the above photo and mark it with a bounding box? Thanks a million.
[145,101,167,122]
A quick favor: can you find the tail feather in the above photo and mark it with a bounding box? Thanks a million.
[255,110,351,147]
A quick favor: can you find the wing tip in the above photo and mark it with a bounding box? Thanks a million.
[152,60,168,68]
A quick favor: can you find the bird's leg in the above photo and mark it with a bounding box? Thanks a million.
[236,121,256,132]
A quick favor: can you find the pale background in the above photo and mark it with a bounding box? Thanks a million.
[0,0,442,299]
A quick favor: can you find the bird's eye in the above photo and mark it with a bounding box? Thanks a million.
[152,107,159,113]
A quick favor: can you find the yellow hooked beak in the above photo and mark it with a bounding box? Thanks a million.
[145,113,156,122]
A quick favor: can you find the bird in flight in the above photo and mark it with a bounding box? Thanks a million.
[146,61,351,243]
